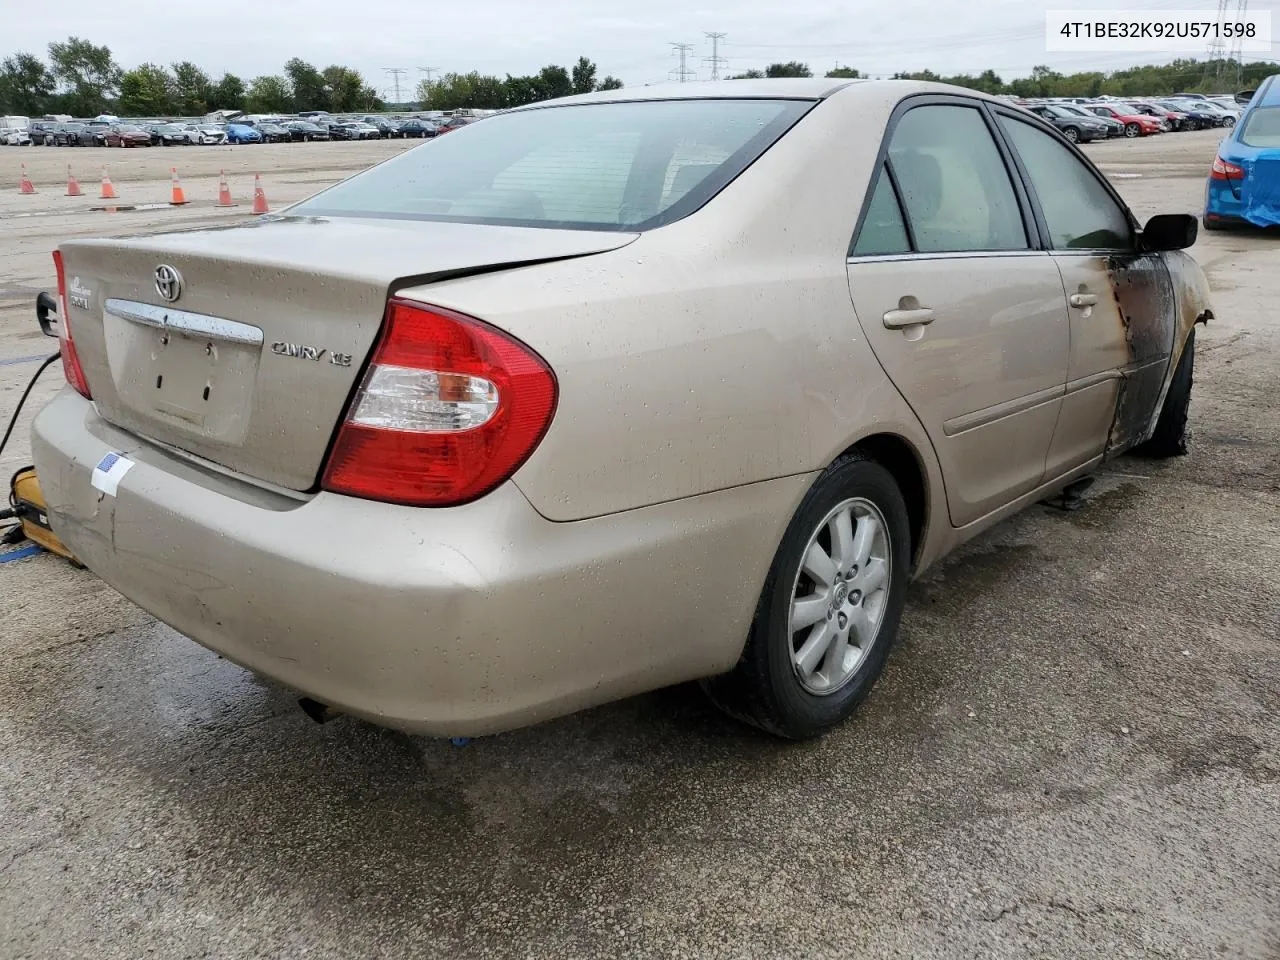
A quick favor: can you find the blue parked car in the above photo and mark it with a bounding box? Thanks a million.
[1204,74,1280,230]
[225,123,263,145]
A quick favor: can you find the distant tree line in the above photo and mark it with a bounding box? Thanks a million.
[732,57,1273,95]
[0,38,626,118]
[416,57,623,110]
[4,39,1271,118]
[0,37,385,116]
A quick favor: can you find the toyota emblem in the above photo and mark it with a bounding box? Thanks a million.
[154,264,183,303]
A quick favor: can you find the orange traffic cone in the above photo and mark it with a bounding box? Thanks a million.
[100,165,118,199]
[251,174,270,214]
[66,164,82,197]
[214,169,236,207]
[19,164,36,194]
[169,167,188,205]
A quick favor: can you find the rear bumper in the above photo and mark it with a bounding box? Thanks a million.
[32,389,807,736]
[1205,177,1245,221]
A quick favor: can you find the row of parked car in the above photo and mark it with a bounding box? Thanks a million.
[5,113,479,148]
[1014,93,1243,143]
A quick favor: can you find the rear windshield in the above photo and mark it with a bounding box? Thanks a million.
[1240,106,1280,148]
[291,98,813,231]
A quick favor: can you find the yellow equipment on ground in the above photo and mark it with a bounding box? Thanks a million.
[6,466,77,562]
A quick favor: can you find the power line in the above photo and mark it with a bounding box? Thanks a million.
[704,32,728,80]
[670,42,696,82]
[382,67,408,105]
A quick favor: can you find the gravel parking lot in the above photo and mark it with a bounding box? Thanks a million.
[1,130,1277,960]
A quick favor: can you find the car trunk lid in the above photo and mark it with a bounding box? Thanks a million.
[60,216,637,491]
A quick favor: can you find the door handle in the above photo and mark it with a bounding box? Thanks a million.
[882,307,935,329]
[1069,292,1098,308]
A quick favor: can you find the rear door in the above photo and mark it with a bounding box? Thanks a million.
[846,99,1071,528]
[993,108,1176,465]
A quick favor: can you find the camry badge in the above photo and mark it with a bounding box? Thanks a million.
[154,264,183,303]
[68,276,92,310]
[270,341,353,366]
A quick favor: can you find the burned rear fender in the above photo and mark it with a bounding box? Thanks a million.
[1124,250,1213,451]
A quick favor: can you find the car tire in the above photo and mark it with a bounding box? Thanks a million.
[1135,329,1196,458]
[1063,126,1080,143]
[701,454,911,739]
[1125,123,1140,138]
[1222,116,1236,128]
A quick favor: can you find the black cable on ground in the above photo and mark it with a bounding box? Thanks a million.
[0,352,60,462]
[1,352,61,535]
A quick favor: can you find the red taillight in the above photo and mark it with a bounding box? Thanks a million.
[1211,157,1244,180]
[322,298,558,507]
[51,250,91,399]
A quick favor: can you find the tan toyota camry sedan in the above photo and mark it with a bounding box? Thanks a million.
[33,79,1213,739]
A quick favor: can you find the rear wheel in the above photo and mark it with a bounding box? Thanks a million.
[702,454,911,739]
[1136,329,1196,458]
[1063,126,1080,143]
[1222,116,1236,128]
[1125,123,1140,138]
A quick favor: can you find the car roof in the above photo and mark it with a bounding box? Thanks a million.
[510,77,866,110]
[1258,75,1280,106]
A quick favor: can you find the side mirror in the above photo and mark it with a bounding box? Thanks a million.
[1140,213,1197,252]
[35,291,60,338]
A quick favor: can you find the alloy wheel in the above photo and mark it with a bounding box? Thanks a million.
[788,497,892,696]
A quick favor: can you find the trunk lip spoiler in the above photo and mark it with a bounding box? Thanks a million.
[103,298,265,347]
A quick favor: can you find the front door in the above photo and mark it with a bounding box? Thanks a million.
[847,102,1070,528]
[993,111,1177,469]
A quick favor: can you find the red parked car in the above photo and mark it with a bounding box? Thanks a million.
[437,116,476,134]
[1084,103,1164,138]
[102,124,153,148]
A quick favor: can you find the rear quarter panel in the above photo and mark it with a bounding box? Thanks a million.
[398,85,948,562]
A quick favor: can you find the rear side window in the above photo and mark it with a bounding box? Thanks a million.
[997,116,1132,250]
[851,165,911,255]
[886,105,1028,253]
[1239,106,1280,148]
[291,99,813,231]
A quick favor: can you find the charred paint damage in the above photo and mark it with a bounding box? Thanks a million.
[1102,251,1211,457]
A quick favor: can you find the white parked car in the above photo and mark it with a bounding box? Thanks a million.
[185,125,228,145]
[1,129,32,146]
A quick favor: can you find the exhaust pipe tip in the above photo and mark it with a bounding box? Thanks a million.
[298,697,340,724]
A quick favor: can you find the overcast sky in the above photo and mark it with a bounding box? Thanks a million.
[8,0,1280,96]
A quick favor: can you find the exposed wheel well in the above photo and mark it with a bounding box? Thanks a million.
[847,434,928,566]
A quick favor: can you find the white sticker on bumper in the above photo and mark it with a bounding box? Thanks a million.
[90,452,135,497]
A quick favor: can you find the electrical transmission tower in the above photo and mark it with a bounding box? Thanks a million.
[383,67,408,105]
[1203,0,1232,85]
[1227,0,1249,89]
[703,32,728,80]
[670,43,696,82]
[417,66,438,104]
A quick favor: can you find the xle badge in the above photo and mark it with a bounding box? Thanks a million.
[270,341,353,367]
